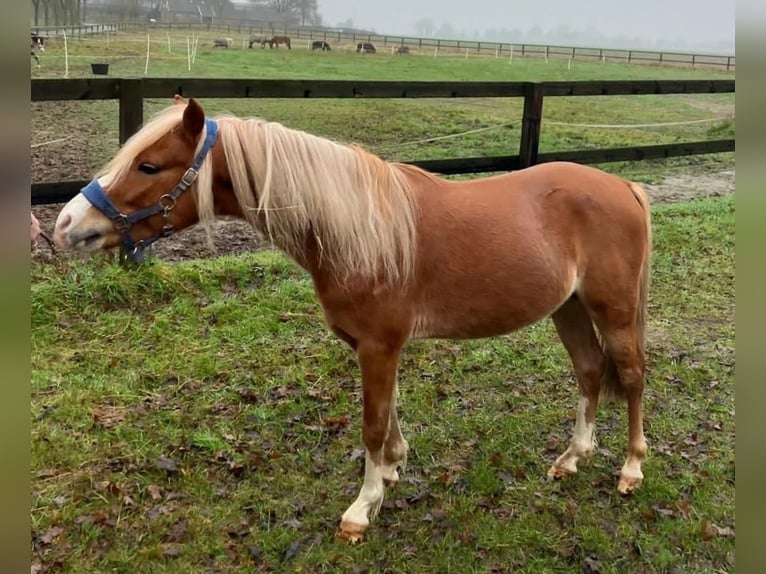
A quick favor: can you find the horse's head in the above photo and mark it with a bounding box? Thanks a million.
[53,97,218,261]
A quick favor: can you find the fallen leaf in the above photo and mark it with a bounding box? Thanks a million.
[156,456,179,473]
[161,546,181,558]
[322,416,350,433]
[238,388,259,404]
[430,508,446,520]
[284,540,300,560]
[715,525,735,537]
[167,519,188,543]
[91,405,126,429]
[702,521,734,540]
[147,484,164,500]
[582,554,602,574]
[228,521,251,538]
[37,525,64,545]
[701,521,716,541]
[652,505,675,519]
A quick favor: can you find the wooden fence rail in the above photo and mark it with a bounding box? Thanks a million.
[31,78,735,205]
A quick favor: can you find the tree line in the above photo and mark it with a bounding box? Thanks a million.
[31,0,321,27]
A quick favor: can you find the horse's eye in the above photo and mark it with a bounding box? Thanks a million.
[138,162,160,175]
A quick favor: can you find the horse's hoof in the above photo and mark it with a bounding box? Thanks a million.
[336,521,367,543]
[617,474,642,495]
[547,465,574,481]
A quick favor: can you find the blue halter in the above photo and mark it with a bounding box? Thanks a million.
[81,118,219,263]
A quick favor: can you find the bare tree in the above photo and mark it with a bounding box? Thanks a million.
[35,0,83,25]
[414,18,435,37]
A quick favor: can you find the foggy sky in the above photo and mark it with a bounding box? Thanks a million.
[317,0,735,53]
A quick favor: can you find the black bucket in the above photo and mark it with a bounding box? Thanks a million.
[91,63,109,75]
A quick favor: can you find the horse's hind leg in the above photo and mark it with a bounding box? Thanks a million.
[548,296,605,479]
[593,314,647,494]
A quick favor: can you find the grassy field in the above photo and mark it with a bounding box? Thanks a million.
[31,30,734,186]
[31,195,735,573]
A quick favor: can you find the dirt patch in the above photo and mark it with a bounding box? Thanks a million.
[31,170,734,264]
[642,170,734,204]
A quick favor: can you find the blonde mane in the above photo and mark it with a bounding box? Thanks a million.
[92,105,420,285]
[208,114,420,285]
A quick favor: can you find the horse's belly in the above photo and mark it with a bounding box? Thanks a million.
[412,281,568,340]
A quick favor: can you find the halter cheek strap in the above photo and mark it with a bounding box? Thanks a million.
[81,118,219,263]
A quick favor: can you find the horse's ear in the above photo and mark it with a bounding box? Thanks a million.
[173,94,188,105]
[182,98,205,143]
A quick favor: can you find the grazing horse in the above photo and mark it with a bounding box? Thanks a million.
[357,41,376,53]
[213,38,233,48]
[248,36,269,48]
[268,35,291,49]
[52,98,652,543]
[311,40,331,51]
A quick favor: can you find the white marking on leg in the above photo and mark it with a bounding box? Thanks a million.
[620,435,647,483]
[571,396,596,454]
[552,397,596,473]
[341,450,385,528]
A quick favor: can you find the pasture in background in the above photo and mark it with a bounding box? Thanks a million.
[30,29,735,190]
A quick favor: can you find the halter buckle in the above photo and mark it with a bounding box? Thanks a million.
[113,213,130,233]
[179,168,198,188]
[161,224,175,238]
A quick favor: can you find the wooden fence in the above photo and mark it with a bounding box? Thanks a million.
[31,21,736,71]
[31,78,735,205]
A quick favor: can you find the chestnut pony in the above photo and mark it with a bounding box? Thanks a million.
[53,97,651,542]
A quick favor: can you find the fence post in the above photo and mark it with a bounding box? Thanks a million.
[726,56,731,71]
[519,83,544,169]
[119,79,144,145]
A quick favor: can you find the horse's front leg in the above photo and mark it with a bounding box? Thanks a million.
[338,340,402,543]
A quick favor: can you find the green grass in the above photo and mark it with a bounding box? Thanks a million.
[31,196,735,573]
[31,30,734,185]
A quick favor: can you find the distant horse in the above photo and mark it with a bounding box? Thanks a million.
[53,97,652,543]
[395,45,409,55]
[269,35,291,49]
[213,38,233,48]
[311,40,331,51]
[31,33,45,66]
[248,36,269,48]
[357,42,376,54]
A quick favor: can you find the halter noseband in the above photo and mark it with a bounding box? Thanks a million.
[81,118,219,263]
